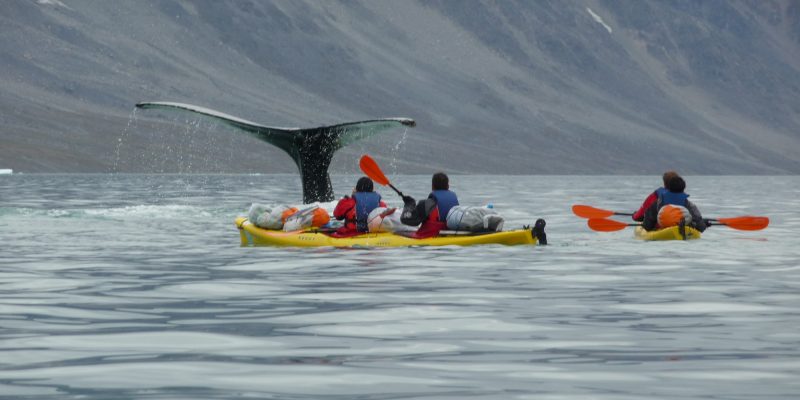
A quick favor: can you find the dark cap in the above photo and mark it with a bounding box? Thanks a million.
[355,176,374,192]
[667,175,686,193]
[432,172,449,190]
[662,170,679,187]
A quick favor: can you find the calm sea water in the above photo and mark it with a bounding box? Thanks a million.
[1,174,798,399]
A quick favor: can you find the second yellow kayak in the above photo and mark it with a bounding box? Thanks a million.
[634,225,701,241]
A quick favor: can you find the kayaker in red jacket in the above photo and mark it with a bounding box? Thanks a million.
[332,177,386,237]
[633,170,679,221]
[400,172,459,238]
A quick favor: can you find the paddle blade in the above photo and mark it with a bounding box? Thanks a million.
[587,218,630,232]
[572,205,615,219]
[715,216,769,231]
[358,155,390,186]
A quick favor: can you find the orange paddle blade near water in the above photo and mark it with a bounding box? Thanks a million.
[587,218,631,232]
[715,216,769,231]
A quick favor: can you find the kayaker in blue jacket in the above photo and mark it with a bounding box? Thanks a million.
[400,172,459,238]
[642,175,707,232]
[332,176,387,237]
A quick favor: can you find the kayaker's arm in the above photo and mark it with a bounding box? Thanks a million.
[407,198,438,226]
[333,197,356,221]
[633,191,657,221]
[400,195,421,226]
[642,201,659,231]
[401,196,437,227]
[686,200,708,232]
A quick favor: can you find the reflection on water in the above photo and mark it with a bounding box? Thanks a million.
[0,174,798,399]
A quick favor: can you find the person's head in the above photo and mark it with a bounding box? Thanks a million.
[431,172,449,191]
[662,170,679,187]
[355,176,374,193]
[666,175,686,193]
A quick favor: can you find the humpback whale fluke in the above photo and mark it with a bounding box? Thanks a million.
[135,102,415,203]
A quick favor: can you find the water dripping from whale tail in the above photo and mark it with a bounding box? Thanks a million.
[135,101,415,203]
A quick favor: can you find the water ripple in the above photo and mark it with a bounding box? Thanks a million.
[0,174,798,399]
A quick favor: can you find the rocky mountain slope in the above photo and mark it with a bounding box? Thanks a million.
[1,0,798,174]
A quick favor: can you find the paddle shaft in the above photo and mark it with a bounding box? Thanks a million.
[387,183,404,198]
[612,222,721,227]
[596,221,744,229]
[603,213,725,221]
[604,215,755,227]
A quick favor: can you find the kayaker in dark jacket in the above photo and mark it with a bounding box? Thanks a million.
[633,170,679,221]
[642,175,707,232]
[332,176,386,237]
[400,172,459,238]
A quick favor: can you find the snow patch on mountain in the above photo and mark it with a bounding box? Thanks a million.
[37,0,68,7]
[587,8,613,34]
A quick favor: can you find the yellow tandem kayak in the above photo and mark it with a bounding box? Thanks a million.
[235,217,544,247]
[634,225,701,241]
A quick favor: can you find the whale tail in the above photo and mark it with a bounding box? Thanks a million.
[135,102,415,203]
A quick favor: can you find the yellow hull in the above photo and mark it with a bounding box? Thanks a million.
[634,225,701,241]
[235,217,538,247]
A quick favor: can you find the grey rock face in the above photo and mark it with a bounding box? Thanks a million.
[1,0,798,174]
